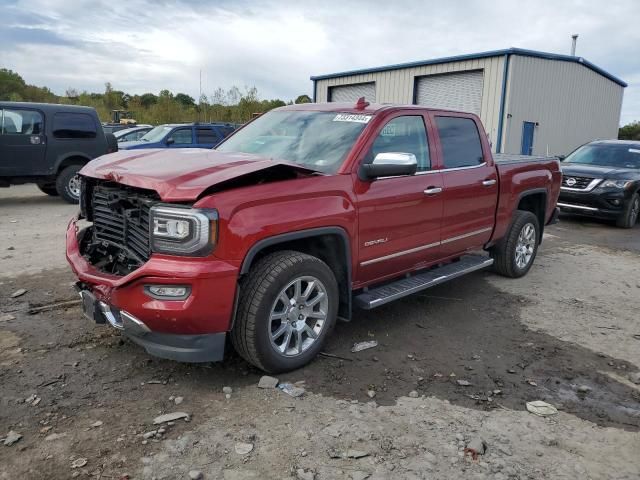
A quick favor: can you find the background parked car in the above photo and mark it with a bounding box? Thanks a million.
[114,125,153,143]
[558,140,640,228]
[118,123,237,150]
[0,101,117,203]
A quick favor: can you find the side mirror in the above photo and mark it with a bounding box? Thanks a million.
[558,155,566,162]
[359,152,418,180]
[166,137,175,145]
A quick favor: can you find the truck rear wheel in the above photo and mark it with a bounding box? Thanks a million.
[231,251,338,373]
[56,165,83,204]
[490,210,540,278]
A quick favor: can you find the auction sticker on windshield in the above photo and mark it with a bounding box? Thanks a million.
[333,114,372,123]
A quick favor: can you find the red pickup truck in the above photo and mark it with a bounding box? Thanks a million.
[67,101,561,372]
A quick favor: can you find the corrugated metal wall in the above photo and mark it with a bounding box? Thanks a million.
[314,56,506,149]
[502,55,624,155]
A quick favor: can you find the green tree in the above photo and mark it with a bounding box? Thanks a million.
[175,93,196,107]
[140,93,158,108]
[0,69,26,100]
[619,121,640,140]
[295,94,312,104]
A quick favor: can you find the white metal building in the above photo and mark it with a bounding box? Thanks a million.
[311,48,626,156]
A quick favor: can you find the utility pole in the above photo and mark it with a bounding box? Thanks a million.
[199,69,202,122]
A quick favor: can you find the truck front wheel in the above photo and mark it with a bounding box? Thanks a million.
[56,165,83,204]
[231,251,338,373]
[490,210,540,278]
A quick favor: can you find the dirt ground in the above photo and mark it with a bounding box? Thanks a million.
[1,185,639,480]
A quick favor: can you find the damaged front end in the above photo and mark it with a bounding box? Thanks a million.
[78,178,161,276]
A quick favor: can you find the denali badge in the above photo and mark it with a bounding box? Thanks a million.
[565,177,577,187]
[364,238,388,247]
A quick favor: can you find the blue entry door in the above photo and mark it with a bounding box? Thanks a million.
[520,121,535,155]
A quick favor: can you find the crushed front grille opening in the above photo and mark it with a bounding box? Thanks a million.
[80,181,160,275]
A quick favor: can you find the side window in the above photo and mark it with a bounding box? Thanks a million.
[1,109,43,135]
[53,113,97,139]
[367,116,430,171]
[435,116,484,169]
[196,127,220,144]
[221,126,235,138]
[170,128,193,145]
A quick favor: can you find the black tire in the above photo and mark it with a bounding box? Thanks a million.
[490,210,540,278]
[231,250,339,373]
[616,193,639,228]
[37,183,59,196]
[55,165,83,204]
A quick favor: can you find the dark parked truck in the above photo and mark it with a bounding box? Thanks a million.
[0,102,117,203]
[66,101,561,372]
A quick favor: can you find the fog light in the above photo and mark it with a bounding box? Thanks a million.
[611,199,621,206]
[145,285,190,299]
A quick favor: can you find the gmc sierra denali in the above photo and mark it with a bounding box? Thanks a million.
[66,100,561,372]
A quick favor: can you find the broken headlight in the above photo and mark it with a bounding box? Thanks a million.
[150,205,217,256]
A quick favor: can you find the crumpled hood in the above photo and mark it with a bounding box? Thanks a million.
[80,149,314,202]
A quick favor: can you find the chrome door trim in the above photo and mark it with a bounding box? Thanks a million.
[360,241,440,266]
[360,227,493,266]
[440,227,493,245]
[377,162,488,180]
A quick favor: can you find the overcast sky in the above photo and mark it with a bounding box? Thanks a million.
[1,0,639,124]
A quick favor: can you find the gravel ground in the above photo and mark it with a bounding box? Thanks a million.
[1,185,639,479]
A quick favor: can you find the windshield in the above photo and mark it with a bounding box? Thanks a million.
[216,111,371,173]
[140,125,172,143]
[565,144,640,169]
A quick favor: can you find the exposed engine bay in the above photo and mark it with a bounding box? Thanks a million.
[79,179,161,276]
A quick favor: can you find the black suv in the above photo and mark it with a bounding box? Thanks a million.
[558,140,640,228]
[0,102,117,203]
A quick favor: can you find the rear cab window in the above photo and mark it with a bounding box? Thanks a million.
[435,116,484,169]
[53,112,97,139]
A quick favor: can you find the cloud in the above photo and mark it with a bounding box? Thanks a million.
[0,0,638,124]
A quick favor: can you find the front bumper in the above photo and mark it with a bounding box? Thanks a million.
[77,288,226,362]
[66,216,238,363]
[558,188,627,219]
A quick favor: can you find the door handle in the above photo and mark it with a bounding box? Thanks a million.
[482,179,497,187]
[424,187,443,195]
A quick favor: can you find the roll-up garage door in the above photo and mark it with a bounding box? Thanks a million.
[329,82,376,103]
[415,70,483,115]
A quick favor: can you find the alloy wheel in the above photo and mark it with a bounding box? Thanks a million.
[268,276,328,357]
[515,222,536,269]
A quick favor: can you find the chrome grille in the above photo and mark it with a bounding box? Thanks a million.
[561,175,593,190]
[91,184,155,263]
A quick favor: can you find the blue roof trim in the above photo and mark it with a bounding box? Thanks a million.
[310,48,627,87]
